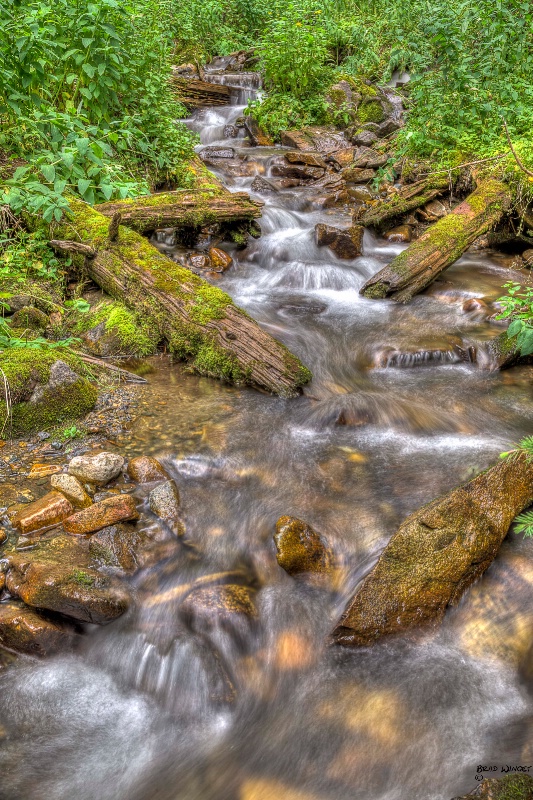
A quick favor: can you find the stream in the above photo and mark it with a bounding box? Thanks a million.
[1,73,533,800]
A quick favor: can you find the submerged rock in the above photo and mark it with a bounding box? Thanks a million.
[452,775,533,799]
[51,473,92,509]
[68,451,124,485]
[180,584,257,642]
[63,494,139,535]
[274,516,333,576]
[0,600,76,657]
[12,491,73,535]
[127,455,169,484]
[332,452,533,646]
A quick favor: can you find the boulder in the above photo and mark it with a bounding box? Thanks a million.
[0,600,76,657]
[243,116,273,146]
[315,224,364,259]
[350,130,378,147]
[342,167,375,184]
[251,176,277,194]
[452,775,533,799]
[12,491,74,535]
[199,146,235,160]
[280,130,315,151]
[522,248,533,267]
[332,452,533,646]
[68,451,124,485]
[188,253,211,272]
[50,473,93,509]
[274,516,333,576]
[126,455,169,484]
[148,480,181,529]
[208,247,233,272]
[10,306,49,330]
[327,147,356,169]
[383,224,412,243]
[271,163,325,181]
[89,523,147,572]
[424,199,448,219]
[350,147,389,169]
[285,150,328,169]
[5,536,130,624]
[63,494,139,535]
[377,118,402,137]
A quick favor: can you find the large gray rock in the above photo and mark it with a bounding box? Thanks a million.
[68,451,124,485]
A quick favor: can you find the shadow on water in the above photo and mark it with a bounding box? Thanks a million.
[1,72,533,800]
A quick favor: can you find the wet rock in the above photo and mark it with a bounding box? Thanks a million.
[199,146,235,160]
[280,130,315,151]
[327,147,357,169]
[12,491,73,535]
[188,252,211,271]
[208,247,233,272]
[50,473,93,509]
[148,480,181,529]
[332,452,533,647]
[274,516,333,576]
[315,224,364,259]
[10,306,49,330]
[180,584,257,640]
[350,130,378,147]
[243,116,273,146]
[127,455,169,484]
[63,494,139,535]
[5,540,130,624]
[271,163,325,181]
[240,779,321,800]
[27,463,61,479]
[68,451,124,485]
[424,199,448,219]
[342,167,375,184]
[251,176,276,194]
[451,775,533,799]
[462,298,488,315]
[285,150,328,169]
[223,124,239,138]
[89,523,146,572]
[383,224,412,243]
[351,147,389,169]
[348,185,374,203]
[0,600,76,657]
[522,248,533,267]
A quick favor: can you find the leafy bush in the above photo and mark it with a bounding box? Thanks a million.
[496,281,533,357]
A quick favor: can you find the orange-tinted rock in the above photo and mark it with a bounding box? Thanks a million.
[63,494,139,535]
[280,130,315,151]
[0,600,76,657]
[274,516,333,576]
[329,147,356,168]
[383,224,412,243]
[209,247,233,272]
[285,150,328,169]
[342,167,375,183]
[180,584,257,645]
[126,455,169,484]
[12,491,73,535]
[89,523,147,572]
[27,464,61,479]
[462,298,488,314]
[315,224,364,259]
[50,473,93,509]
[243,116,273,146]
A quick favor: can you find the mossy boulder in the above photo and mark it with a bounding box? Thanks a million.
[452,775,533,799]
[0,350,97,436]
[74,300,159,357]
[10,306,49,330]
[332,452,533,646]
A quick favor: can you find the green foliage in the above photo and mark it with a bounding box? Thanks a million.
[0,0,197,220]
[0,229,66,284]
[62,424,83,440]
[496,281,533,357]
[513,509,533,538]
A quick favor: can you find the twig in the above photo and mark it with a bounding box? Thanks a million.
[501,116,533,178]
[0,367,12,437]
[72,352,148,383]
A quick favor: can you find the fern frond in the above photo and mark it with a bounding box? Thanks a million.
[513,509,533,538]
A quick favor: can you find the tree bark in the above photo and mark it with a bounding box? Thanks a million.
[331,452,533,647]
[360,179,512,302]
[50,198,311,396]
[95,190,263,235]
[358,177,449,229]
[172,77,231,109]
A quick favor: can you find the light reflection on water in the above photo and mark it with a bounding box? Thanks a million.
[1,75,533,800]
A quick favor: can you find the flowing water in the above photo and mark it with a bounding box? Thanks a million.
[1,76,533,800]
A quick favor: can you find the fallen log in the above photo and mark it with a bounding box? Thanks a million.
[361,178,512,302]
[172,77,231,109]
[96,189,263,236]
[359,177,449,229]
[331,451,533,647]
[48,198,311,396]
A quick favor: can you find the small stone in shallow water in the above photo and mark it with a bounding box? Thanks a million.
[148,480,181,527]
[208,247,233,272]
[51,473,93,509]
[127,455,169,484]
[180,584,257,643]
[63,494,139,535]
[68,451,124,485]
[12,491,74,535]
[274,516,333,576]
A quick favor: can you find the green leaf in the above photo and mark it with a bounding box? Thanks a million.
[77,178,92,197]
[507,319,523,338]
[99,183,113,200]
[41,164,56,183]
[82,63,96,78]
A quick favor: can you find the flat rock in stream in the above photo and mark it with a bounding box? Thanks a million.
[0,600,77,657]
[331,452,533,646]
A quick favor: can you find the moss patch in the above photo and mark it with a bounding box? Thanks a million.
[74,300,158,357]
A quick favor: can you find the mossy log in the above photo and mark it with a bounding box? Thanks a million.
[331,451,533,647]
[95,189,263,235]
[359,177,449,229]
[50,198,311,396]
[361,178,512,302]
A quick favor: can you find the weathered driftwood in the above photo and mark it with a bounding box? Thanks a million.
[359,177,449,229]
[331,451,533,647]
[361,179,512,302]
[172,77,231,109]
[49,239,96,258]
[51,198,310,396]
[73,353,148,383]
[95,190,262,235]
